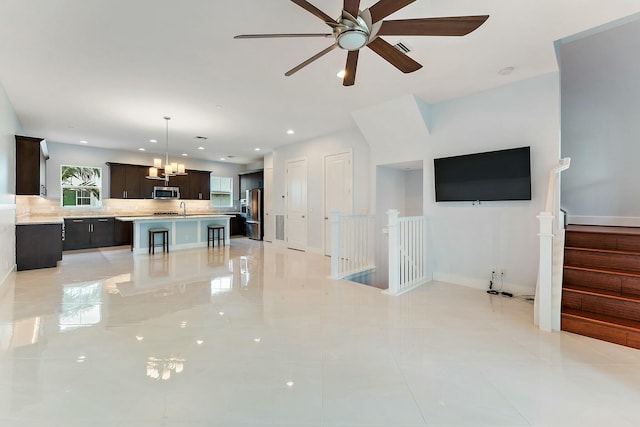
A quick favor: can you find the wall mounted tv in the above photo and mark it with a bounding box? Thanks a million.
[434,146,531,202]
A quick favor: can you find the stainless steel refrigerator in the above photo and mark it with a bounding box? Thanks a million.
[245,188,262,240]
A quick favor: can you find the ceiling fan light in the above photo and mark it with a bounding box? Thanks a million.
[337,30,368,50]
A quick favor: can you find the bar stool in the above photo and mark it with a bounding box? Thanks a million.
[207,225,225,247]
[148,227,169,254]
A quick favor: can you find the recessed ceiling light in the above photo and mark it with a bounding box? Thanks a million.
[80,140,88,144]
[220,158,226,161]
[138,148,146,151]
[337,70,346,79]
[498,66,515,76]
[198,146,205,150]
[150,139,157,143]
[182,153,188,157]
[254,148,261,151]
[287,129,295,135]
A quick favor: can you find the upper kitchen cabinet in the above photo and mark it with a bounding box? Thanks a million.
[211,175,232,207]
[16,135,49,196]
[168,173,189,198]
[108,163,144,199]
[188,170,211,200]
[239,170,263,196]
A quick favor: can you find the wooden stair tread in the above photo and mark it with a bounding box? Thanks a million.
[562,308,640,332]
[564,265,640,279]
[566,225,640,236]
[562,285,640,302]
[565,246,640,256]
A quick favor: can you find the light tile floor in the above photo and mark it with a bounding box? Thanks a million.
[0,238,639,426]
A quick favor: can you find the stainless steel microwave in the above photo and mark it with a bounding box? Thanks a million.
[153,186,180,200]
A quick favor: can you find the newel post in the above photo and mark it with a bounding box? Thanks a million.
[537,212,554,332]
[387,209,400,295]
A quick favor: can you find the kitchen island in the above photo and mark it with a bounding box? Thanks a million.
[116,214,232,254]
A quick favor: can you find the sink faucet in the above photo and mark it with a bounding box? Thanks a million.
[179,201,186,217]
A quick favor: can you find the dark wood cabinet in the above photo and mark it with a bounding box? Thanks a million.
[63,218,91,249]
[91,218,115,246]
[168,174,189,198]
[114,220,133,246]
[108,162,212,200]
[188,170,211,200]
[16,135,48,196]
[63,217,115,250]
[108,163,145,199]
[141,170,156,199]
[239,170,264,197]
[16,223,62,270]
[231,214,246,236]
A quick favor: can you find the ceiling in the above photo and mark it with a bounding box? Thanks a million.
[1,1,639,165]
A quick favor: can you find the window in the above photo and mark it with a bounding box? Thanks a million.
[210,176,233,208]
[61,165,102,208]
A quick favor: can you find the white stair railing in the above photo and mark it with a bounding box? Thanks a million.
[385,209,430,296]
[330,211,375,280]
[535,158,571,331]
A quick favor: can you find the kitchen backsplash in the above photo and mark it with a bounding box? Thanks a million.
[16,196,236,219]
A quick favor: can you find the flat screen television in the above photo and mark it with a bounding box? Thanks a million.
[434,146,531,202]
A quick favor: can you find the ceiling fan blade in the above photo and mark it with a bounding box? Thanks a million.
[343,0,361,18]
[285,44,338,77]
[368,0,415,23]
[290,0,336,24]
[367,37,422,73]
[234,33,332,39]
[343,50,359,86]
[378,16,489,36]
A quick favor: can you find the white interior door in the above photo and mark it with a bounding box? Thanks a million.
[324,152,353,256]
[263,167,273,242]
[286,159,307,251]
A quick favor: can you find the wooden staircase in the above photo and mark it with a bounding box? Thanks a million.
[561,225,640,349]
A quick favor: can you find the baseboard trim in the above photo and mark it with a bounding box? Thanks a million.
[0,264,16,296]
[433,272,534,297]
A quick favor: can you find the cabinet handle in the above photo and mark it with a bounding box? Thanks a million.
[123,190,126,198]
[72,219,84,223]
[98,219,109,222]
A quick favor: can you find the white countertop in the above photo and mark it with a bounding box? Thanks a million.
[16,216,64,225]
[115,214,233,222]
[16,212,241,225]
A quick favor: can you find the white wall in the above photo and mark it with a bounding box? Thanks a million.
[45,142,246,202]
[426,73,560,293]
[271,127,370,253]
[0,81,24,287]
[353,74,560,294]
[374,166,409,283]
[560,17,640,225]
[405,169,423,216]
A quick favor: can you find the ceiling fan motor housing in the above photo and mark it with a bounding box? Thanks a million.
[335,15,370,50]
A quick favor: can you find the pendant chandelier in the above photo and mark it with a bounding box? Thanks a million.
[147,116,187,182]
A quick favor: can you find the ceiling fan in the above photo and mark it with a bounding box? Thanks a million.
[234,0,489,86]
